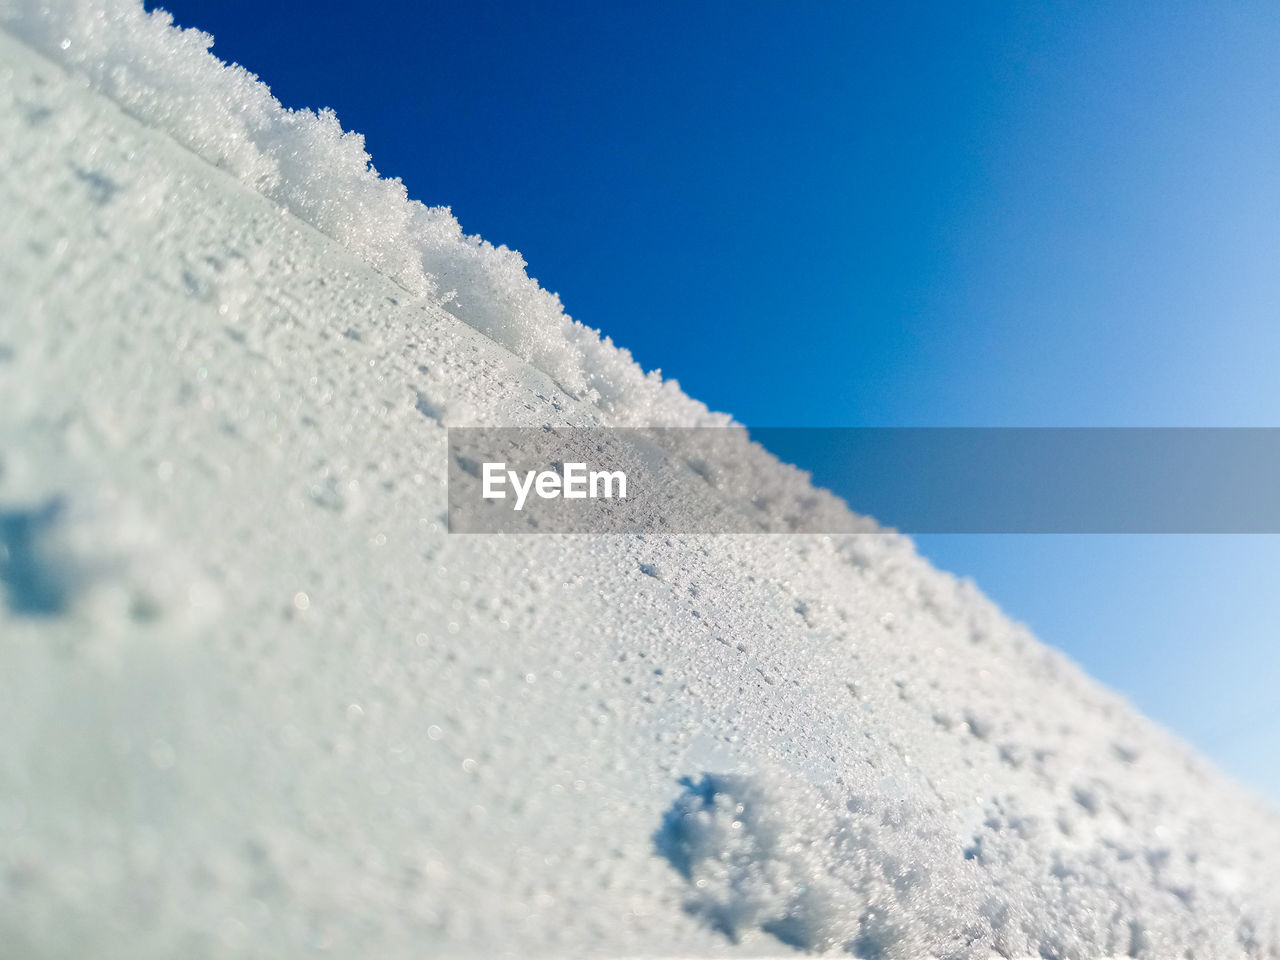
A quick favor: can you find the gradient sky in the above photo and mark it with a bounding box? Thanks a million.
[146,0,1280,802]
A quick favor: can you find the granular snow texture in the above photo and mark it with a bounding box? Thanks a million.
[2,5,1279,958]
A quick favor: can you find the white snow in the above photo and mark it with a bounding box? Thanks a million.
[1,4,1278,958]
[0,0,728,427]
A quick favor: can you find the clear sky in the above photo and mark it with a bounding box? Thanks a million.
[146,0,1280,802]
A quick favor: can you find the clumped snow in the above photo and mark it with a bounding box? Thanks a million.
[657,771,991,958]
[2,5,1279,958]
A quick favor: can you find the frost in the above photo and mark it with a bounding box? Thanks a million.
[0,0,730,427]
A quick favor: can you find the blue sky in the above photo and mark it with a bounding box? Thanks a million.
[149,0,1280,801]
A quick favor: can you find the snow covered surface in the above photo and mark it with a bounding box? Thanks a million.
[2,4,1279,957]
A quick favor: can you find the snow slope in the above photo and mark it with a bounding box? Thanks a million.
[1,5,1278,958]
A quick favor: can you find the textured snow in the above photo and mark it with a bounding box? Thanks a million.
[2,5,1279,958]
[0,0,725,428]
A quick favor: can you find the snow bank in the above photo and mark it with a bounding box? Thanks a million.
[2,5,1279,959]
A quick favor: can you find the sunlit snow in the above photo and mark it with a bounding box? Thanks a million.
[1,4,1278,957]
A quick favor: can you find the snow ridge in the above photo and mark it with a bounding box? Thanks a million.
[0,0,724,427]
